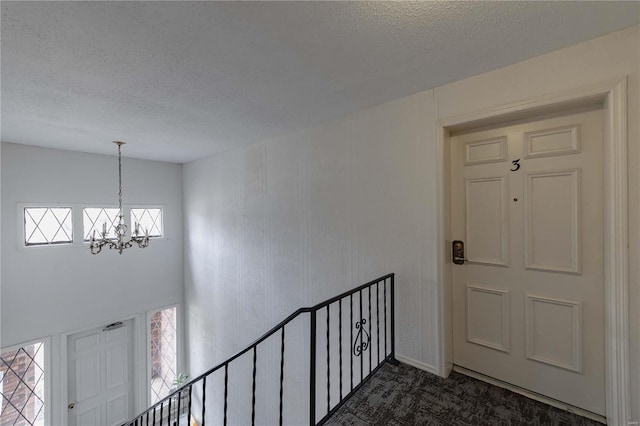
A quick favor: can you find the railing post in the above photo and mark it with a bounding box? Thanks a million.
[310,310,317,426]
[390,274,398,365]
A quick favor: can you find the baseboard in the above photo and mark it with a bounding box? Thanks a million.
[453,365,606,424]
[394,354,440,376]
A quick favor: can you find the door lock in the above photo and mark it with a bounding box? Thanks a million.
[452,240,466,265]
[68,402,75,410]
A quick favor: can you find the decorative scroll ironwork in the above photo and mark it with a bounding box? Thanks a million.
[353,319,370,357]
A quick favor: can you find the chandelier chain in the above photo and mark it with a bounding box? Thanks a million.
[118,143,123,214]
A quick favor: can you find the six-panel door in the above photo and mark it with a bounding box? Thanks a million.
[451,108,605,415]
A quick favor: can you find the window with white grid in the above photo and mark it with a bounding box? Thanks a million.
[82,208,120,241]
[149,306,178,404]
[0,341,46,426]
[23,207,72,246]
[131,208,163,238]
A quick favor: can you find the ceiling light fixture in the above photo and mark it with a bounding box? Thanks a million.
[90,141,150,254]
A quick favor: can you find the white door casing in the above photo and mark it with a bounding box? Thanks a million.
[436,79,630,426]
[67,319,135,426]
[451,109,604,415]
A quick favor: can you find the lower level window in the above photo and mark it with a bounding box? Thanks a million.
[0,340,46,425]
[149,306,178,404]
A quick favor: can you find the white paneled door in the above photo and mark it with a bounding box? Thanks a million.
[451,109,605,415]
[67,319,135,425]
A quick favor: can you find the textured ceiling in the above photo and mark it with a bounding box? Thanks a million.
[2,1,639,163]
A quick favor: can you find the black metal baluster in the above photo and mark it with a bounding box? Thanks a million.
[310,310,317,426]
[188,385,193,426]
[167,392,172,426]
[384,279,388,357]
[201,376,206,426]
[252,347,257,426]
[224,365,229,426]
[350,294,353,391]
[152,402,156,425]
[391,274,396,360]
[368,286,372,375]
[376,281,380,365]
[338,299,343,401]
[176,390,181,426]
[326,305,330,414]
[359,290,363,383]
[279,326,285,426]
[160,402,164,426]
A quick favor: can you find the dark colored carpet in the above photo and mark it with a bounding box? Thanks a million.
[326,363,602,426]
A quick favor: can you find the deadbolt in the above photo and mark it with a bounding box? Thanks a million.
[68,402,75,410]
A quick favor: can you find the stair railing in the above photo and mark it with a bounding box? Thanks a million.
[123,273,395,426]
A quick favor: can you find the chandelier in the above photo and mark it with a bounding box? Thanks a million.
[89,141,150,254]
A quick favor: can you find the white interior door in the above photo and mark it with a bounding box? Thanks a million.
[450,108,605,415]
[68,319,135,425]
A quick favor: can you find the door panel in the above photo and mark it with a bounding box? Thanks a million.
[524,124,580,158]
[75,353,100,400]
[464,137,508,165]
[451,108,604,415]
[525,169,580,273]
[68,320,134,426]
[466,285,510,353]
[465,176,509,266]
[525,294,582,372]
[76,407,100,425]
[106,394,129,425]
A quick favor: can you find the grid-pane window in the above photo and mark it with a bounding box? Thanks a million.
[150,307,177,404]
[0,341,46,426]
[131,208,163,238]
[24,207,72,246]
[83,208,120,240]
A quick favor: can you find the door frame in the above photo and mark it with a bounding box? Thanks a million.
[435,78,630,425]
[60,314,147,426]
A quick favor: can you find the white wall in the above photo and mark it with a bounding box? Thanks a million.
[184,25,639,423]
[184,90,438,423]
[1,143,184,347]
